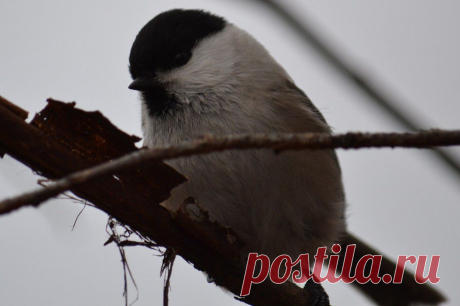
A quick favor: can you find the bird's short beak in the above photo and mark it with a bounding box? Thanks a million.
[128,77,156,91]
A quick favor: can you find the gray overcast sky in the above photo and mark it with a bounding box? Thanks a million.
[1,1,459,305]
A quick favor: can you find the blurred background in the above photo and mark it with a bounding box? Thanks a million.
[1,1,459,305]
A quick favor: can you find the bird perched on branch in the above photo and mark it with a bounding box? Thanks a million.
[128,9,444,306]
[129,9,341,305]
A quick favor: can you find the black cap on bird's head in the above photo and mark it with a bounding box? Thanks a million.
[128,9,227,90]
[128,9,227,117]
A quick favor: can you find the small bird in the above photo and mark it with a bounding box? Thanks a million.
[129,7,346,257]
[128,9,444,306]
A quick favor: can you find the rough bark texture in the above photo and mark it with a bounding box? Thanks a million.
[0,97,314,306]
[0,96,446,305]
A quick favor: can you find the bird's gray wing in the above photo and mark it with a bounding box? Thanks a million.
[284,80,341,170]
[286,80,328,125]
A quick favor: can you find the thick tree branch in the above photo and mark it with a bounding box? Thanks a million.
[0,97,448,305]
[0,97,447,305]
[0,97,316,306]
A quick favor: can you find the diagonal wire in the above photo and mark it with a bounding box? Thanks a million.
[255,0,460,180]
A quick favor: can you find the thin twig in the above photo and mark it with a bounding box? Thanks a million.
[255,0,460,179]
[161,249,177,306]
[106,219,139,306]
[103,221,167,306]
[72,202,87,231]
[0,130,459,215]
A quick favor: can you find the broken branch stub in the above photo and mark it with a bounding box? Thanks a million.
[0,96,28,157]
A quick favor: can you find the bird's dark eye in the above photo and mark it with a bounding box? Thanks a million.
[174,52,192,67]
